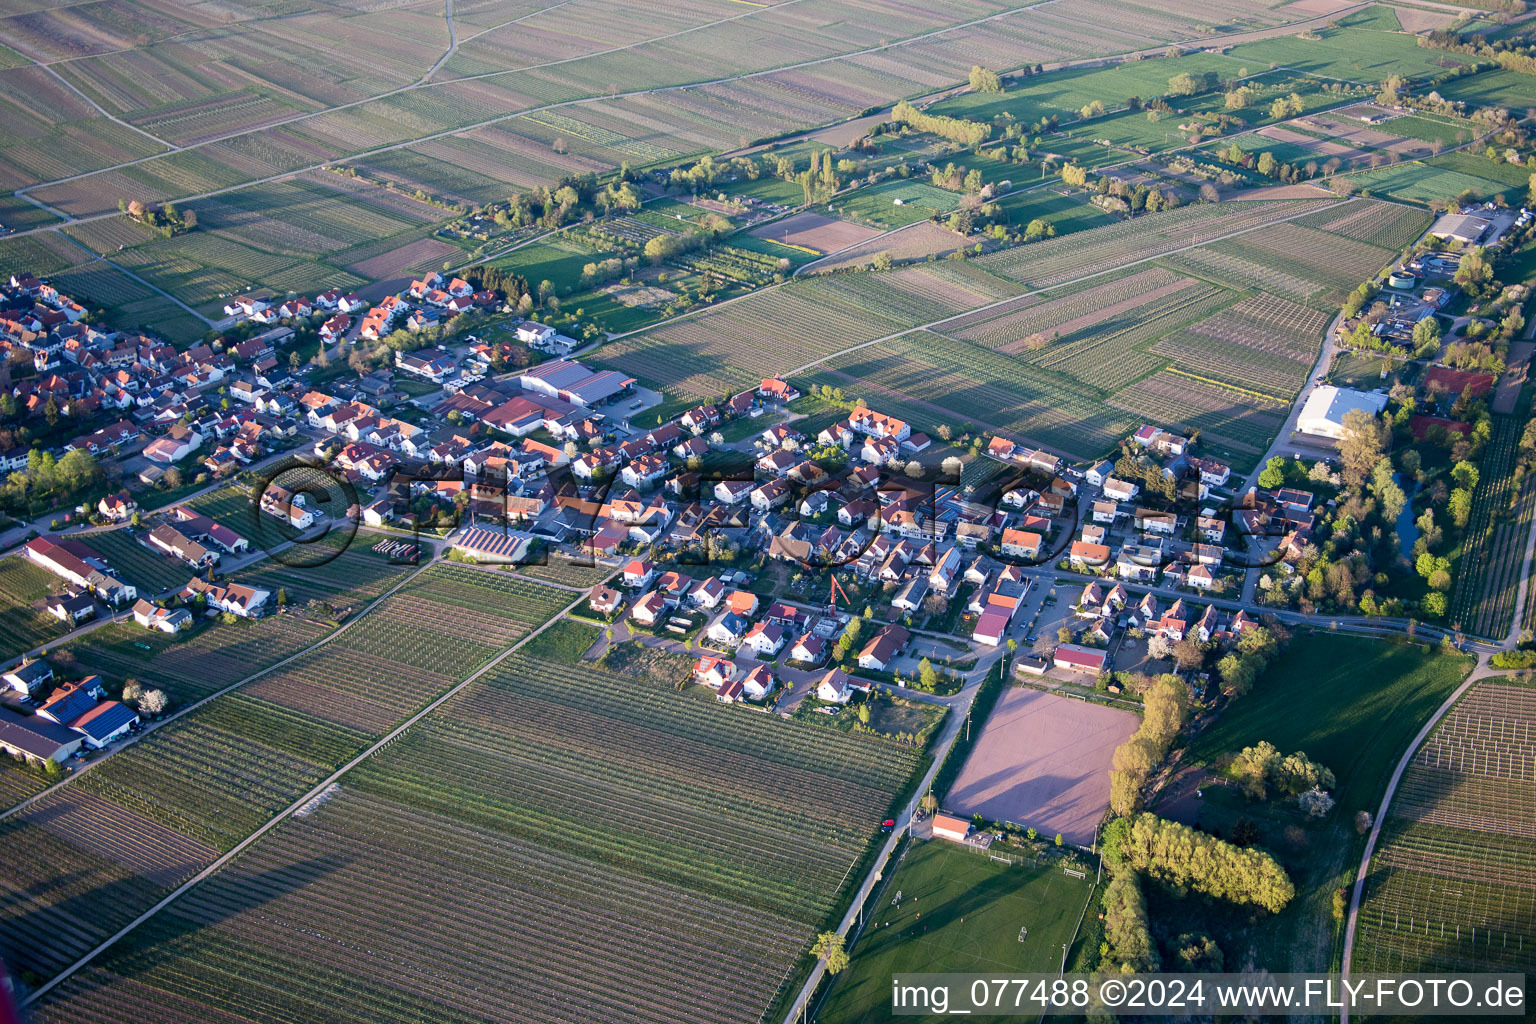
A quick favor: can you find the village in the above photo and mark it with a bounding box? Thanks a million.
[1,255,1442,768]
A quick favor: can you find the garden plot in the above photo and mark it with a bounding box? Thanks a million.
[748,212,882,255]
[947,687,1137,845]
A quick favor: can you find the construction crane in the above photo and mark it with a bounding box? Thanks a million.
[828,574,852,610]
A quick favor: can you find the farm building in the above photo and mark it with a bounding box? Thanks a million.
[931,813,971,843]
[1297,386,1388,440]
[1053,644,1107,675]
[451,526,532,564]
[1429,213,1490,245]
[0,707,82,765]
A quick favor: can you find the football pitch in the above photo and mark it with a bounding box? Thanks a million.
[816,839,1094,1023]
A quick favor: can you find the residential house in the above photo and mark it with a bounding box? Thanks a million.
[630,591,668,627]
[790,633,826,665]
[132,599,190,632]
[815,668,855,704]
[740,621,786,657]
[1000,528,1042,560]
[2,660,53,697]
[857,624,910,671]
[621,558,656,589]
[589,586,623,617]
[740,664,776,700]
[707,611,749,647]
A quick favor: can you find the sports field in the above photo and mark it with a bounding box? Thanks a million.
[947,687,1137,845]
[817,840,1093,1023]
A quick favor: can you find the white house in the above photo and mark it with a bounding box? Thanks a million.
[815,668,854,704]
[740,621,786,657]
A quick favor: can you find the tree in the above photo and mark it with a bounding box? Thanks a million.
[1232,740,1282,799]
[1174,933,1224,972]
[1168,72,1200,97]
[810,932,849,975]
[275,588,288,607]
[1061,163,1088,188]
[968,66,1003,94]
[941,456,963,478]
[919,657,938,691]
[1448,487,1473,528]
[1338,409,1390,488]
[1412,316,1442,357]
[138,688,169,715]
[122,679,144,703]
[1257,456,1286,490]
[1298,786,1335,819]
[1054,832,1064,847]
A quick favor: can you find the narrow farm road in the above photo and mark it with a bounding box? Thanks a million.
[781,646,1007,1023]
[20,569,612,1008]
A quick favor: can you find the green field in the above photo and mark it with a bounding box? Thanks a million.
[1226,27,1474,84]
[1435,68,1536,110]
[1175,633,1473,974]
[837,180,959,229]
[1349,161,1516,205]
[1381,114,1478,149]
[817,840,1093,1023]
[994,189,1116,234]
[931,53,1251,124]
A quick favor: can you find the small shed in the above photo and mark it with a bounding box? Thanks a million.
[932,813,972,843]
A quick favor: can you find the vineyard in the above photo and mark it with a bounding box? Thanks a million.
[820,331,1134,456]
[1152,293,1328,394]
[0,555,70,660]
[1207,224,1396,309]
[974,199,1329,287]
[945,267,1183,350]
[26,649,926,1024]
[74,528,194,595]
[1109,369,1286,452]
[1449,416,1533,640]
[0,565,575,990]
[1355,680,1536,974]
[1291,199,1432,251]
[596,277,913,400]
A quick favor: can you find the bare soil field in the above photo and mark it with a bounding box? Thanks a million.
[1276,0,1357,14]
[947,686,1137,846]
[346,237,458,279]
[811,221,976,271]
[1256,124,1368,161]
[749,212,882,254]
